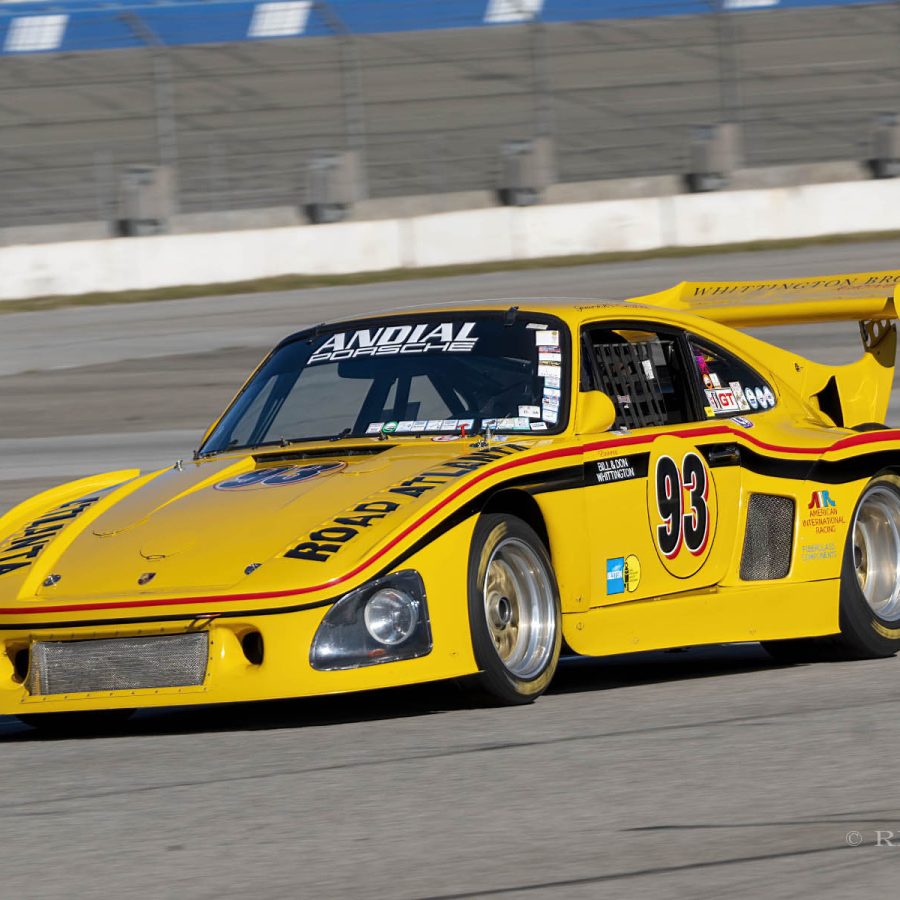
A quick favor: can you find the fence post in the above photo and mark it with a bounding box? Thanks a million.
[715,0,740,125]
[315,2,368,199]
[529,8,553,139]
[120,12,179,212]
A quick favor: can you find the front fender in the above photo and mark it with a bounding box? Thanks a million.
[0,469,141,540]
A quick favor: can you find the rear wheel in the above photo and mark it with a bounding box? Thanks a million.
[834,477,900,657]
[763,476,900,663]
[467,514,562,705]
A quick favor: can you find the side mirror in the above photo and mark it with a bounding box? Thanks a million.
[575,390,617,435]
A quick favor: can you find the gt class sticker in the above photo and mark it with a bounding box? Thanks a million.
[215,463,345,491]
[648,448,717,578]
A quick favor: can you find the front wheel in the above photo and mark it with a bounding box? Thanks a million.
[467,514,562,705]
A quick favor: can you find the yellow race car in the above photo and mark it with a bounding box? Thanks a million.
[2,269,900,724]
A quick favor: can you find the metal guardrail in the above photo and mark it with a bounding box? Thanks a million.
[1,0,899,232]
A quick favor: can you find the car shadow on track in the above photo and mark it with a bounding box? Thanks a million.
[0,643,780,741]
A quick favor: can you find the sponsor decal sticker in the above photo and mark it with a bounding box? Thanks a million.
[802,490,845,535]
[285,444,528,562]
[309,321,478,364]
[731,416,754,429]
[745,386,759,410]
[530,421,548,431]
[595,456,637,484]
[801,542,838,562]
[706,388,740,415]
[606,558,625,595]
[365,422,384,435]
[534,329,560,346]
[0,494,103,578]
[606,554,641,595]
[519,405,541,419]
[216,463,345,491]
[730,382,751,411]
[755,386,767,409]
[538,362,561,379]
[623,554,641,592]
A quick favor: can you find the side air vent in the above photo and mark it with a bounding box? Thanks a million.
[740,494,795,581]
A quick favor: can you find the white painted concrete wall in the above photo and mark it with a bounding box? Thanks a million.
[1,178,896,301]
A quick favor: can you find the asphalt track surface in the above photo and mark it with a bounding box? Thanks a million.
[2,239,900,898]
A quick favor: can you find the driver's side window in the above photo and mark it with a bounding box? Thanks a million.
[583,326,693,429]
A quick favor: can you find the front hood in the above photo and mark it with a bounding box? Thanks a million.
[0,439,537,608]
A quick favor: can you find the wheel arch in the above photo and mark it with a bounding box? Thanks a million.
[480,490,550,553]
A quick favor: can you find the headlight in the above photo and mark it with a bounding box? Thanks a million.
[364,588,419,646]
[310,570,432,671]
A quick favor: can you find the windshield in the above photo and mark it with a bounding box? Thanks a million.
[200,312,569,454]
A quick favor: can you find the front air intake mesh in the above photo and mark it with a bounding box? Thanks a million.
[28,633,208,695]
[740,494,795,581]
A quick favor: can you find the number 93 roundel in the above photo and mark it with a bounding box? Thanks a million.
[646,439,718,579]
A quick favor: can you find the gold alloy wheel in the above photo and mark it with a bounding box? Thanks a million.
[482,536,557,680]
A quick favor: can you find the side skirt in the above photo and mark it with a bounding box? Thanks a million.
[562,580,840,657]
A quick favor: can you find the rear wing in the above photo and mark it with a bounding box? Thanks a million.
[630,271,900,327]
[630,270,900,429]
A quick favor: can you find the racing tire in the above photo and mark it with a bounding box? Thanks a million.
[467,513,562,705]
[831,475,900,658]
[763,475,900,663]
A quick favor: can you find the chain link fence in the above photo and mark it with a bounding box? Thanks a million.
[1,1,899,231]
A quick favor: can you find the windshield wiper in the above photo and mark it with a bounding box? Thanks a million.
[330,428,352,442]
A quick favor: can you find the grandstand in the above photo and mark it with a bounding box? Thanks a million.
[1,0,898,236]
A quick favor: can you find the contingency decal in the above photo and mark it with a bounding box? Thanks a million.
[309,322,478,364]
[215,463,345,491]
[648,449,717,579]
[0,495,102,578]
[606,554,641,596]
[285,444,528,563]
[728,382,751,411]
[803,490,845,535]
[705,388,741,415]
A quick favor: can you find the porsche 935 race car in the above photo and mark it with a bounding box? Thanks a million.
[3,269,900,722]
